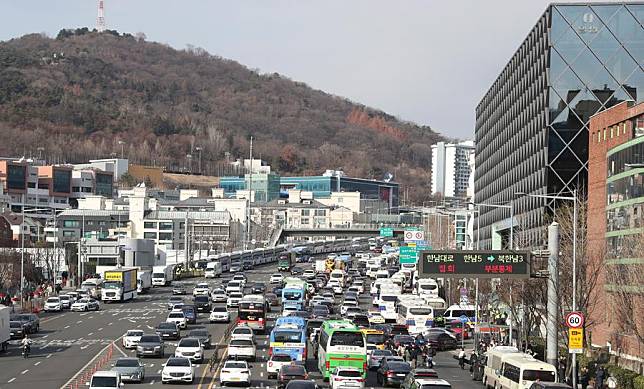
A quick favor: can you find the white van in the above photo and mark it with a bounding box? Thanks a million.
[204,262,222,278]
[329,269,345,287]
[443,304,476,322]
[80,278,103,299]
[483,346,520,389]
[416,278,439,297]
[497,354,557,389]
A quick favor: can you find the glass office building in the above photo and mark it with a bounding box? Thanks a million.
[219,173,281,202]
[475,2,643,249]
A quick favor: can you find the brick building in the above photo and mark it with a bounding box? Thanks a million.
[587,101,643,370]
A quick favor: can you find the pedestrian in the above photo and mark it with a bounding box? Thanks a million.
[458,348,466,369]
[580,367,590,389]
[606,374,617,389]
[595,366,605,389]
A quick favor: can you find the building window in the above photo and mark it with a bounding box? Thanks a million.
[159,222,173,230]
[144,222,156,229]
[301,210,310,216]
[159,232,173,241]
[63,220,80,228]
[144,232,157,239]
[314,210,326,216]
[301,218,310,225]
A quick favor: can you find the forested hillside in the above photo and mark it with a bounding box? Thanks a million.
[0,29,444,202]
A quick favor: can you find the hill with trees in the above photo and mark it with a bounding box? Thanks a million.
[0,29,445,202]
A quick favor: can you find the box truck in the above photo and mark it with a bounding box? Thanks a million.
[204,262,222,278]
[152,265,174,286]
[315,259,327,273]
[137,271,152,293]
[0,306,9,352]
[101,268,138,302]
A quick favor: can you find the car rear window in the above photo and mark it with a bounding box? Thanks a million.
[140,335,160,342]
[225,361,247,369]
[212,306,227,312]
[338,370,362,377]
[115,359,139,367]
[272,354,292,362]
[230,339,253,346]
[281,365,306,375]
[169,313,184,318]
[179,338,200,347]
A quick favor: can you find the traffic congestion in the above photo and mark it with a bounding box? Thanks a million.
[1,237,560,389]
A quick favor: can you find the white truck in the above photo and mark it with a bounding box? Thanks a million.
[137,271,152,293]
[0,306,9,352]
[314,259,327,273]
[204,261,222,278]
[101,268,138,302]
[152,265,174,286]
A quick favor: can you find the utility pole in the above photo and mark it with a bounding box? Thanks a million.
[245,137,253,250]
[184,213,189,269]
[546,222,560,367]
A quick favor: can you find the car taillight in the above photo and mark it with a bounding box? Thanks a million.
[268,347,273,357]
[221,370,230,374]
[364,362,367,371]
[326,361,330,369]
[386,371,395,377]
[357,378,365,382]
[304,374,308,379]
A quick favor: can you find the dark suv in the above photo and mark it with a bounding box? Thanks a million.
[193,296,211,313]
[10,313,39,333]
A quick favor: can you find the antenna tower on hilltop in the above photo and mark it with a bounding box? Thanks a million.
[97,0,106,32]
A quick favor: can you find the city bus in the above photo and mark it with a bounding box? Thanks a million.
[360,328,386,350]
[269,316,307,362]
[497,354,557,389]
[318,320,367,380]
[282,278,308,310]
[237,295,267,332]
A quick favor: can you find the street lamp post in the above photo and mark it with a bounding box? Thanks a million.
[516,190,578,386]
[194,147,203,174]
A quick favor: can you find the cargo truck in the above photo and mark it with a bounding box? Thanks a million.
[101,268,138,302]
[277,252,295,272]
[0,306,9,352]
[315,259,327,273]
[152,265,174,286]
[137,271,152,293]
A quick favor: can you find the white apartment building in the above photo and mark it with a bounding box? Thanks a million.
[431,141,475,198]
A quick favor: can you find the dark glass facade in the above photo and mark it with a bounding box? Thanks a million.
[475,2,644,248]
[95,173,113,197]
[52,169,71,193]
[7,164,27,190]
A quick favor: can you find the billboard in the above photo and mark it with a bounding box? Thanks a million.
[419,250,531,278]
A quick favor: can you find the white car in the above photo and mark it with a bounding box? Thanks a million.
[230,326,254,342]
[88,370,123,389]
[328,281,343,295]
[166,311,188,329]
[330,366,365,389]
[192,283,210,297]
[174,337,204,363]
[161,357,194,384]
[209,306,231,323]
[220,359,251,386]
[226,292,243,308]
[211,289,227,303]
[269,274,283,284]
[44,297,63,312]
[303,269,315,278]
[231,274,247,287]
[340,301,359,315]
[227,338,256,361]
[368,312,385,325]
[58,294,72,309]
[71,298,99,312]
[352,281,365,293]
[282,305,298,317]
[122,329,144,349]
[226,281,243,294]
[266,354,294,379]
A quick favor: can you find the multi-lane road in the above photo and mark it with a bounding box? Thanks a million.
[1,262,480,389]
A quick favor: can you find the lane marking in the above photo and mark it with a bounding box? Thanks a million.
[34,361,41,366]
[56,348,63,352]
[80,345,89,350]
[42,335,49,338]
[76,320,83,324]
[8,378,16,383]
[98,328,103,331]
[64,325,70,329]
[108,322,113,326]
[21,370,28,375]
[150,380,155,385]
[87,332,93,336]
[46,354,52,358]
[59,343,112,389]
[157,369,161,374]
[41,315,64,324]
[114,343,128,357]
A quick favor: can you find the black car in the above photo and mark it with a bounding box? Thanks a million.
[265,293,280,307]
[311,305,330,318]
[250,283,265,294]
[278,364,308,389]
[136,334,165,358]
[284,380,318,389]
[193,296,211,313]
[156,322,180,340]
[377,360,412,387]
[188,328,212,349]
[290,267,304,276]
[272,287,283,297]
[10,313,39,333]
[392,335,415,349]
[351,314,370,328]
[424,332,458,351]
[9,321,26,339]
[387,324,410,337]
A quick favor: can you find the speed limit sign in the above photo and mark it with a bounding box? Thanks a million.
[565,312,584,328]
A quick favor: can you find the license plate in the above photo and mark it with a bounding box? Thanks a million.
[163,334,169,337]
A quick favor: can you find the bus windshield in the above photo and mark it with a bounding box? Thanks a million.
[330,332,364,347]
[366,333,386,344]
[283,291,302,300]
[272,330,303,343]
[409,308,433,315]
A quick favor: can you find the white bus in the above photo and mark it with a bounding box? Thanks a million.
[483,346,520,389]
[376,291,399,322]
[416,278,440,297]
[204,261,222,278]
[497,354,557,389]
[444,304,476,322]
[397,302,434,334]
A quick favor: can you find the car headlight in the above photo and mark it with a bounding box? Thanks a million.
[154,346,161,350]
[137,346,144,350]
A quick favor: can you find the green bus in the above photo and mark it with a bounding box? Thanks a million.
[317,320,367,380]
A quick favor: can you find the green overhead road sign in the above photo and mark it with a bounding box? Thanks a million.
[400,246,418,264]
[380,227,394,237]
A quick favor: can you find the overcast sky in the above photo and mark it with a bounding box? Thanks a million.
[1,1,593,139]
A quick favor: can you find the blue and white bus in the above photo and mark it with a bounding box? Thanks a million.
[269,317,308,362]
[281,278,307,311]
